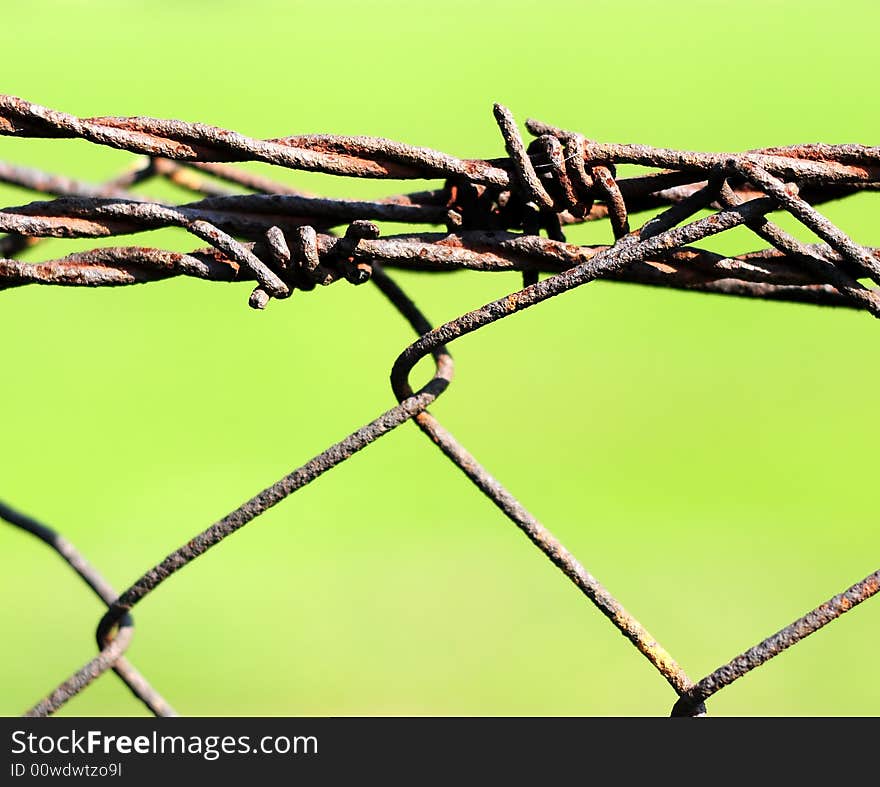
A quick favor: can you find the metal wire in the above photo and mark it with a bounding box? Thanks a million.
[2,95,877,717]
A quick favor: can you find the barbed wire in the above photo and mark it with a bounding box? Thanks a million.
[2,95,877,717]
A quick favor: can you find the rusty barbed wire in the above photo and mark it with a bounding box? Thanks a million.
[1,95,878,717]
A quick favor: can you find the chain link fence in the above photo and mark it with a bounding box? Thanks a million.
[2,95,878,716]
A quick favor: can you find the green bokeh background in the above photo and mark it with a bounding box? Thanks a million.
[1,1,878,716]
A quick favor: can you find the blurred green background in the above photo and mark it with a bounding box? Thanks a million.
[1,0,878,717]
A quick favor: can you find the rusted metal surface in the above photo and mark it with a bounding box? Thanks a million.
[0,502,176,717]
[671,569,880,717]
[2,96,877,717]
